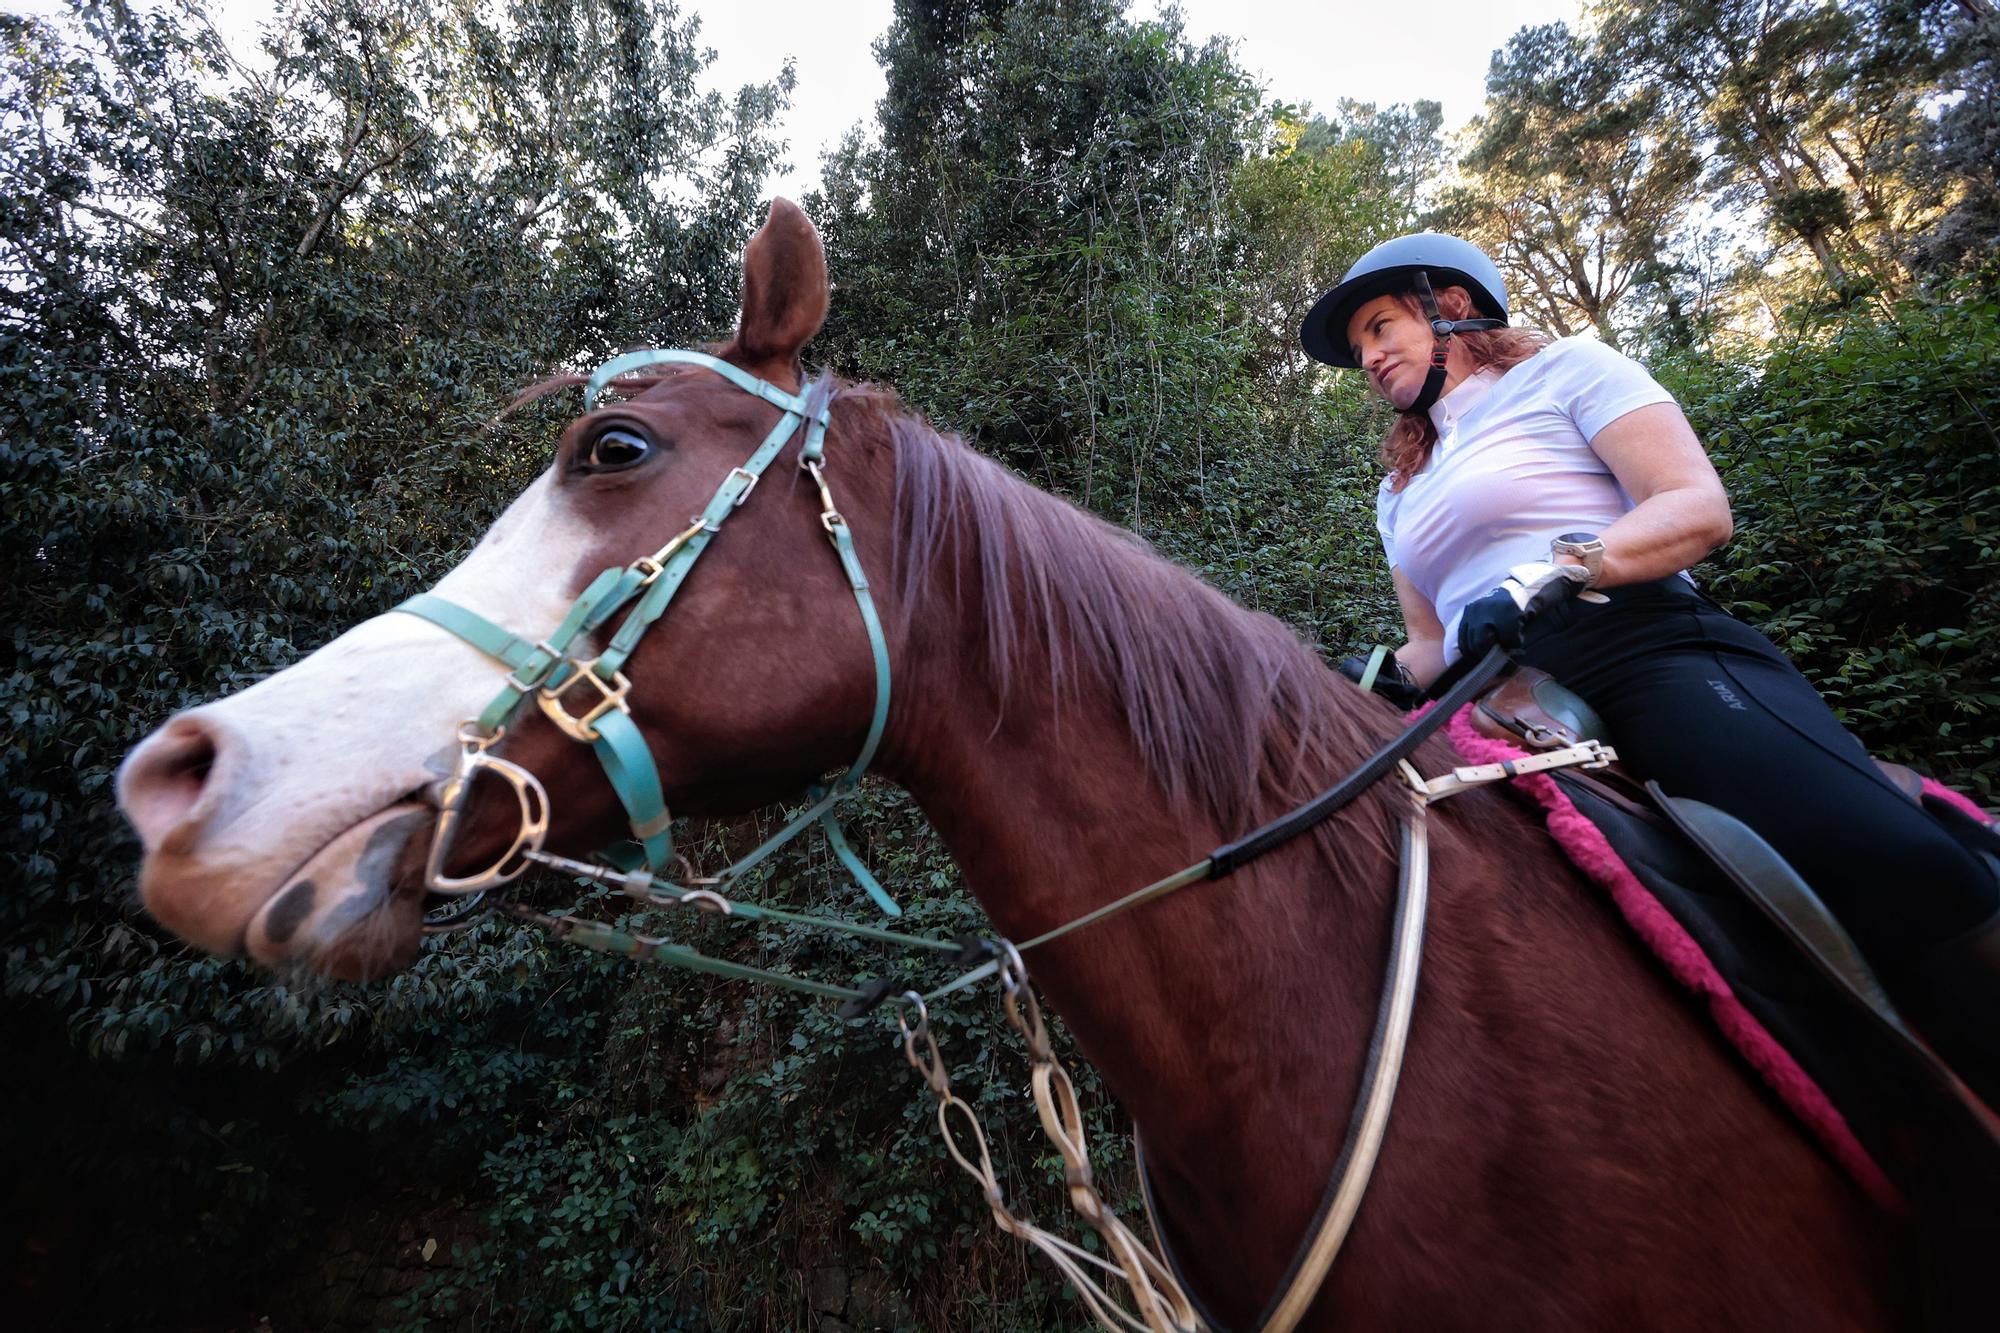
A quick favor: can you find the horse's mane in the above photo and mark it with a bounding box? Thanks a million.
[833,380,1430,838]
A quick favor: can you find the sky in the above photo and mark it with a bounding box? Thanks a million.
[704,0,1590,195]
[14,0,1589,195]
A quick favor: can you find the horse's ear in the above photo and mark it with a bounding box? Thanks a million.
[725,198,828,384]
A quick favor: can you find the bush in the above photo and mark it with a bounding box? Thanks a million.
[1659,280,2000,799]
[6,1,1993,1328]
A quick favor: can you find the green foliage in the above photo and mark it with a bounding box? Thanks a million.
[1,0,790,1322]
[1917,7,2000,275]
[811,0,1264,520]
[1229,104,1421,400]
[1583,0,1951,298]
[1660,279,2000,797]
[1439,0,1995,332]
[4,0,1995,1329]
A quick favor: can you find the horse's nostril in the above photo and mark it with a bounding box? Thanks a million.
[118,715,227,850]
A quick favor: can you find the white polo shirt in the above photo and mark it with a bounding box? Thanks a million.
[1374,337,1681,663]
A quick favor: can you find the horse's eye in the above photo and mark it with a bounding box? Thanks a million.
[582,427,652,470]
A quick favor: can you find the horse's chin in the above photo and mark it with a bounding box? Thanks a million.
[309,891,427,982]
[239,803,432,981]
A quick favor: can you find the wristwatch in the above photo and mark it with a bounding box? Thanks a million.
[1549,531,1606,588]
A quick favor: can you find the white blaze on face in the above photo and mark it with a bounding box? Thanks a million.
[118,469,591,964]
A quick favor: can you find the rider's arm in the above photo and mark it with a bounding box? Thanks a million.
[1577,402,1734,587]
[1392,566,1448,689]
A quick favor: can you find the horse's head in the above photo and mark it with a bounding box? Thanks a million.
[117,200,898,979]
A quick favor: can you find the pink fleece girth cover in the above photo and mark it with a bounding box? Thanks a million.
[1921,776,1991,826]
[1439,706,1905,1212]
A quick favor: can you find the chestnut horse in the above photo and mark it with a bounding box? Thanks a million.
[118,201,1909,1330]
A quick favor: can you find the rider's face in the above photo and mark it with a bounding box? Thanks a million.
[1346,294,1433,411]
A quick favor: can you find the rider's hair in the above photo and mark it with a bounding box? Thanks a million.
[1378,287,1548,492]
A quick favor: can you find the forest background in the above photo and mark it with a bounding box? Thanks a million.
[4,0,1998,1328]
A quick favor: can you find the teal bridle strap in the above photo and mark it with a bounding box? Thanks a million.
[390,350,895,911]
[398,565,639,736]
[584,348,831,420]
[823,504,890,788]
[591,708,676,864]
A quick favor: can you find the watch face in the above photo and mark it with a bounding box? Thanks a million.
[1557,531,1599,546]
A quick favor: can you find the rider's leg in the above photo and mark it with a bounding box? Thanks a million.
[1519,581,2000,1093]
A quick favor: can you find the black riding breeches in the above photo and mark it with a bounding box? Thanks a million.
[1517,580,1997,966]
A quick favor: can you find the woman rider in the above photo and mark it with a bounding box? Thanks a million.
[1301,232,1999,1101]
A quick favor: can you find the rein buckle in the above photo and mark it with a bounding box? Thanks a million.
[503,639,565,695]
[804,459,847,535]
[538,660,632,743]
[634,518,710,587]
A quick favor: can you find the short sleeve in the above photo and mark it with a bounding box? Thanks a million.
[1546,337,1677,443]
[1374,480,1399,568]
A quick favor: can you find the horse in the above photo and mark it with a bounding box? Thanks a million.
[118,199,1911,1330]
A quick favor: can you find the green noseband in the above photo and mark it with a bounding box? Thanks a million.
[391,349,898,916]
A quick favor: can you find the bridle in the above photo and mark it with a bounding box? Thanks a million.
[386,347,1617,1332]
[394,348,898,918]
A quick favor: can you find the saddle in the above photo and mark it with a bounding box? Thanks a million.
[1469,667,2000,1330]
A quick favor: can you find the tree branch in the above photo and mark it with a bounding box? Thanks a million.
[70,199,165,243]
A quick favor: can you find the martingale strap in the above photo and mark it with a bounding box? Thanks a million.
[391,350,897,910]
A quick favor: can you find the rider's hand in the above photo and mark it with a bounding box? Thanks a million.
[1338,649,1426,710]
[1456,562,1592,661]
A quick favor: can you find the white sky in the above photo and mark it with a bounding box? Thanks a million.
[703,0,1589,195]
[14,0,1589,195]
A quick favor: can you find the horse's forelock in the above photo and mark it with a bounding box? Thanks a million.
[847,384,1408,831]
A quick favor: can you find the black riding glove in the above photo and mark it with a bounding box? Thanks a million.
[1456,562,1593,661]
[1338,649,1426,710]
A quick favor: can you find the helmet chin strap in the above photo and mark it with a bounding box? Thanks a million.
[1408,270,1506,414]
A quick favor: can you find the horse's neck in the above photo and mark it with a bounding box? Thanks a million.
[876,581,1392,1228]
[862,463,1894,1325]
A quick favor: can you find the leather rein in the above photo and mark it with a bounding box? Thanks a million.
[390,348,1617,1333]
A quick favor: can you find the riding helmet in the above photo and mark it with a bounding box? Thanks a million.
[1300,233,1509,368]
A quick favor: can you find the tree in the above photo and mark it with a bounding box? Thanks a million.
[1590,0,1958,300]
[1306,98,1448,220]
[1914,4,2000,274]
[1443,21,1701,346]
[1229,105,1416,395]
[811,0,1264,521]
[0,0,788,1317]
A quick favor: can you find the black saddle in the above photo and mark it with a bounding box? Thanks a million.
[1474,669,2000,1331]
